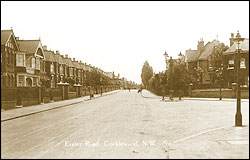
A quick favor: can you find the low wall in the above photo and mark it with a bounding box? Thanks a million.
[191,88,249,99]
[17,87,40,107]
[51,88,62,101]
[69,92,77,99]
[22,98,39,106]
[1,88,16,110]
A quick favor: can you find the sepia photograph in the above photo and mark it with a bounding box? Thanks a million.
[1,1,249,159]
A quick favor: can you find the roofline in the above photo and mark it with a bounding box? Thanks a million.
[223,50,249,55]
[4,30,20,51]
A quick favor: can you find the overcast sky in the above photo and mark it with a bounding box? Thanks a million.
[1,1,249,84]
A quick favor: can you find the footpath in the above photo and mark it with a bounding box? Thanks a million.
[1,90,120,122]
[141,90,249,159]
[140,89,249,102]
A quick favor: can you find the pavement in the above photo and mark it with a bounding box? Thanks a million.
[141,89,250,102]
[1,90,120,122]
[1,89,249,159]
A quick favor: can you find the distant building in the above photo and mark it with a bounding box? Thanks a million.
[185,38,224,84]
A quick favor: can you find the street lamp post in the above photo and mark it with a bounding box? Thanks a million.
[100,77,103,96]
[169,56,174,100]
[234,31,244,126]
[163,51,169,100]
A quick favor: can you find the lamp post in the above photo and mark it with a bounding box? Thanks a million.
[100,76,103,96]
[169,56,174,100]
[215,67,223,100]
[234,31,244,126]
[163,51,169,100]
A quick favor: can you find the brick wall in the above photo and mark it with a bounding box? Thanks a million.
[191,88,249,99]
[1,87,16,110]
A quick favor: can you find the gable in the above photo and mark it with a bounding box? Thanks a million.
[1,30,20,51]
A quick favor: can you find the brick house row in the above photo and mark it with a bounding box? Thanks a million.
[1,29,125,90]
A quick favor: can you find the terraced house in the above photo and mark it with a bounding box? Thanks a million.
[16,39,45,87]
[54,50,67,83]
[72,58,82,85]
[1,29,19,88]
[43,46,58,88]
[64,54,76,85]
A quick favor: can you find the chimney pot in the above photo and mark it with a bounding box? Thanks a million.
[42,45,47,51]
[230,33,235,47]
[231,33,234,38]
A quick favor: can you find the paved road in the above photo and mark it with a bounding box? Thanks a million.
[1,90,249,158]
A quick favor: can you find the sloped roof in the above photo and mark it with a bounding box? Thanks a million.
[1,30,20,50]
[185,49,200,62]
[1,30,12,45]
[64,58,74,67]
[79,62,87,71]
[17,40,43,56]
[197,40,221,60]
[54,54,66,64]
[72,61,81,69]
[224,39,249,55]
[44,50,57,62]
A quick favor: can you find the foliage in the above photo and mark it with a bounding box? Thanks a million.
[141,61,153,88]
[208,43,229,84]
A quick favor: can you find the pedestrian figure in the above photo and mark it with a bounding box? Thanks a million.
[128,88,130,92]
[138,87,142,94]
[89,86,94,99]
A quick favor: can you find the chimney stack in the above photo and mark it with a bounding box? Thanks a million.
[15,37,19,41]
[65,54,68,58]
[56,50,60,55]
[197,38,204,51]
[230,33,235,47]
[73,58,75,61]
[42,45,47,51]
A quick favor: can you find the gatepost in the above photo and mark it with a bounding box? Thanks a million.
[38,86,42,104]
[64,82,69,100]
[189,83,193,97]
[232,83,237,98]
[169,90,174,100]
[58,82,65,100]
[73,84,79,97]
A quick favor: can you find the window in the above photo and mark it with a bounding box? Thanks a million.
[51,76,55,88]
[78,70,81,77]
[60,65,63,74]
[6,50,9,64]
[70,68,73,76]
[32,58,35,68]
[36,57,40,70]
[18,75,25,87]
[228,59,234,69]
[240,58,246,68]
[51,63,55,74]
[33,77,37,86]
[16,54,24,67]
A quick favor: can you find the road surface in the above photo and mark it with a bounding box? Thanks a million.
[1,90,249,158]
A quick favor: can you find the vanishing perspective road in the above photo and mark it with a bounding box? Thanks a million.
[1,90,249,159]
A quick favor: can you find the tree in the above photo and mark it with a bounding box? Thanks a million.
[208,43,229,84]
[141,61,153,89]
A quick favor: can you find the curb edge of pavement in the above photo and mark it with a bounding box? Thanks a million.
[1,90,120,123]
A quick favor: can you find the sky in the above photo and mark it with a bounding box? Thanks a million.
[1,1,249,84]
